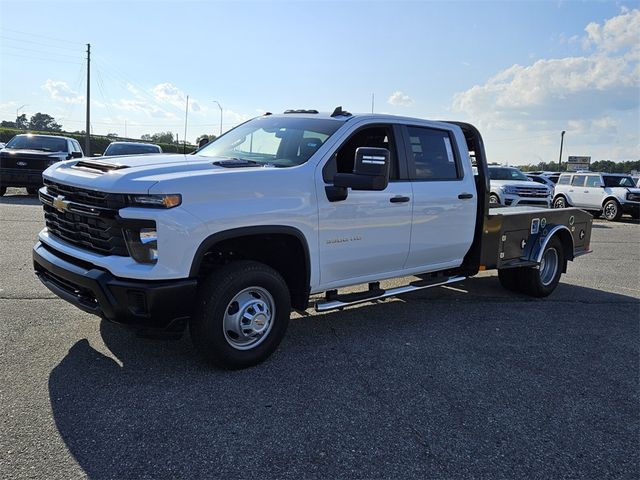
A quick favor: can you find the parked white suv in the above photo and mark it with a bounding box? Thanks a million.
[488,166,551,208]
[553,172,640,221]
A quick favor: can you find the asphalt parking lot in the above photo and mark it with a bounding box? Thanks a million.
[1,187,638,480]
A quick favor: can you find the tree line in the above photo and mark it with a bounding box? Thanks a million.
[1,113,216,145]
[519,160,640,174]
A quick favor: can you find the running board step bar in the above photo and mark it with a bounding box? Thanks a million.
[314,276,467,312]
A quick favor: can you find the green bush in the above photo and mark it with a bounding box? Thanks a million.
[0,127,196,155]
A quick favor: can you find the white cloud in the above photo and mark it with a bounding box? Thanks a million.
[111,98,176,119]
[152,82,203,113]
[451,9,639,163]
[42,80,83,104]
[387,91,414,107]
[584,7,640,53]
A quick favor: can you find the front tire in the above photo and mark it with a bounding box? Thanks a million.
[489,194,500,206]
[553,196,567,209]
[519,237,564,297]
[602,199,622,221]
[190,260,291,369]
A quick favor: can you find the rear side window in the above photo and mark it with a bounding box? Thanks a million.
[558,175,571,185]
[585,176,602,187]
[406,126,459,180]
[571,175,586,186]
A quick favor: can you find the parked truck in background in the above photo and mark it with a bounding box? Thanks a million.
[33,108,593,368]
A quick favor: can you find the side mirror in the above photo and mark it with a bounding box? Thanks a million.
[333,147,390,191]
[71,151,83,158]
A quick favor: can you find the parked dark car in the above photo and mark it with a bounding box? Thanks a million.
[103,141,162,156]
[0,134,83,196]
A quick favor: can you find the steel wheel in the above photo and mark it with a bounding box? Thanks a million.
[539,247,559,286]
[489,194,500,206]
[553,197,566,209]
[223,286,275,350]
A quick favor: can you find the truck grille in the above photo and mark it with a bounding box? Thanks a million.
[41,180,129,256]
[513,186,548,198]
[43,179,127,209]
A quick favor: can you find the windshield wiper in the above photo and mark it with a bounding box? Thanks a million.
[213,157,274,168]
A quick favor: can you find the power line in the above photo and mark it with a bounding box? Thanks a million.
[0,52,83,65]
[2,27,84,45]
[1,44,83,60]
[0,35,81,52]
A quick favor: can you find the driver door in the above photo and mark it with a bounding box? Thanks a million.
[315,124,412,288]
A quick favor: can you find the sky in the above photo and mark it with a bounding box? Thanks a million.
[0,0,638,165]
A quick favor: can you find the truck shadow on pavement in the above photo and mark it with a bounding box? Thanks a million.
[0,194,40,206]
[48,276,639,479]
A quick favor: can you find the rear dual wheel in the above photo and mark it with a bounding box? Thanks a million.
[498,237,564,298]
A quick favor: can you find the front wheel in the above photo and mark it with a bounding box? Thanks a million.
[190,260,291,369]
[603,199,622,221]
[518,237,564,297]
[489,194,500,206]
[553,196,567,209]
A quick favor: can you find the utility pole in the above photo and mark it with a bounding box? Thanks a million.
[183,95,189,154]
[558,130,566,172]
[213,100,223,137]
[85,43,91,155]
[124,120,127,138]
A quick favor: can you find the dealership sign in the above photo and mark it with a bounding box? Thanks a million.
[567,156,591,171]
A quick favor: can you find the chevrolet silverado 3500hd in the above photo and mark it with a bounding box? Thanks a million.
[33,108,593,368]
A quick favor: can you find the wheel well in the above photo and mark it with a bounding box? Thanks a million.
[601,196,619,208]
[194,232,310,310]
[553,229,574,269]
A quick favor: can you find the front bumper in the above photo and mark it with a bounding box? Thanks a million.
[0,167,44,187]
[500,193,551,208]
[33,241,197,333]
[621,202,640,216]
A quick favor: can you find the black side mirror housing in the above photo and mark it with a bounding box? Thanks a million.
[333,147,390,191]
[71,151,83,158]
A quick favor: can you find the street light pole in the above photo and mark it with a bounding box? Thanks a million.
[16,104,28,128]
[558,130,566,172]
[213,100,223,137]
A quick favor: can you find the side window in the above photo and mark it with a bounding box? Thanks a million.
[558,175,571,185]
[585,176,601,187]
[406,126,459,180]
[323,125,399,182]
[530,176,545,185]
[74,140,83,153]
[571,175,586,186]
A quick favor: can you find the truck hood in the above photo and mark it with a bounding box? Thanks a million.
[491,179,547,189]
[42,153,277,194]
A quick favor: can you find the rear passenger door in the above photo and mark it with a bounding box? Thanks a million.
[400,124,477,271]
[582,174,604,209]
[568,174,587,206]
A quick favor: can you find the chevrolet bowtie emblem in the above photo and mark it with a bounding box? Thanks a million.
[53,195,70,213]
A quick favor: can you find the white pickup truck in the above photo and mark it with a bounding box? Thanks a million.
[33,108,593,368]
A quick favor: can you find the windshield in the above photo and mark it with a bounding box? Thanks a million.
[104,143,161,156]
[197,116,342,167]
[488,167,530,181]
[603,175,636,188]
[5,135,68,152]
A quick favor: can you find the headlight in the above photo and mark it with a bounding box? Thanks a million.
[627,192,640,202]
[503,186,518,194]
[124,226,158,264]
[127,194,181,208]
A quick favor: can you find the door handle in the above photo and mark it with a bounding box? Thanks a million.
[390,196,410,203]
[458,193,474,200]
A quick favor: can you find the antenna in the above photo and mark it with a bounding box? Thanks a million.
[85,43,91,155]
[183,95,189,154]
[371,93,374,113]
